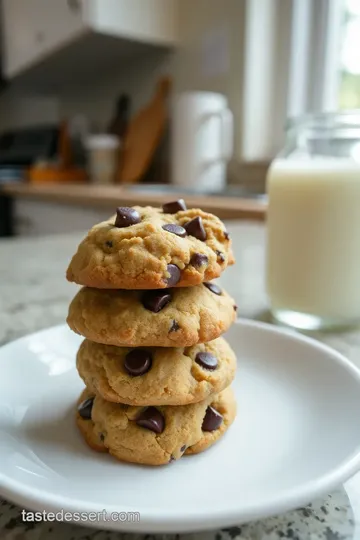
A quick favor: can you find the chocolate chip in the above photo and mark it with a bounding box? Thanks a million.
[195,352,218,370]
[234,305,238,312]
[115,207,141,228]
[124,349,152,376]
[165,264,180,286]
[169,455,176,463]
[202,406,223,431]
[224,230,230,240]
[190,253,208,267]
[105,240,113,248]
[204,282,222,295]
[162,224,186,237]
[216,250,225,262]
[136,407,165,434]
[184,216,207,241]
[180,445,187,453]
[162,199,187,214]
[99,433,105,441]
[142,290,172,313]
[169,320,180,332]
[78,397,94,420]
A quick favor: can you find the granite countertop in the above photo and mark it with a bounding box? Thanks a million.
[1,222,360,540]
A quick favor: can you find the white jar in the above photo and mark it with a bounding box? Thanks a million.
[86,134,120,185]
[266,112,360,330]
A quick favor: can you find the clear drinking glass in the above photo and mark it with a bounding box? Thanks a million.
[266,111,360,330]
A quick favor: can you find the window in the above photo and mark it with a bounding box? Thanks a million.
[339,0,360,108]
[240,0,358,162]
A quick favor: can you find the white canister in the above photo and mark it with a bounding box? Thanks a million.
[171,92,233,192]
[85,134,120,185]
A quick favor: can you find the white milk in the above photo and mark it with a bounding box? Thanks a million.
[266,158,360,325]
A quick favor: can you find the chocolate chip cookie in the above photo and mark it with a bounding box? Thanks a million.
[76,337,236,406]
[66,203,234,290]
[67,283,236,347]
[76,386,236,465]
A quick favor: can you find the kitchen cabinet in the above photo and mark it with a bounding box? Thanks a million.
[1,0,179,82]
[2,0,85,78]
[87,0,179,45]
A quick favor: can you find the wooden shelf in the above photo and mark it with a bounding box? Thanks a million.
[1,183,267,221]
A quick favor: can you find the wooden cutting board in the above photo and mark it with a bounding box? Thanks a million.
[119,77,171,184]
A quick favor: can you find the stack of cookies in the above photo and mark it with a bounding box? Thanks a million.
[66,200,238,466]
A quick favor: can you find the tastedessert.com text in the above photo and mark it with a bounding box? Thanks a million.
[21,509,140,523]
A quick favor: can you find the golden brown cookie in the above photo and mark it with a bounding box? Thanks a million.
[76,337,236,406]
[76,386,236,466]
[67,283,236,347]
[66,204,234,290]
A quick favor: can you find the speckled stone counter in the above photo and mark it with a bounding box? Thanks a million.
[1,223,360,540]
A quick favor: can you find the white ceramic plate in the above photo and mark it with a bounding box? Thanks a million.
[1,320,360,533]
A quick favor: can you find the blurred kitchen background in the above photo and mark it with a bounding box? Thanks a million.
[0,0,358,237]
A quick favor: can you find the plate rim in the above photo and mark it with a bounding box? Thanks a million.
[1,319,360,533]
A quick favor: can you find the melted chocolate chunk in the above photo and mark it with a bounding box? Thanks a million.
[162,199,187,214]
[169,320,180,332]
[136,407,165,434]
[195,352,218,370]
[216,250,225,262]
[202,406,223,431]
[204,282,222,295]
[114,207,141,228]
[142,290,172,313]
[124,349,152,376]
[190,253,208,267]
[162,224,186,237]
[165,264,181,286]
[184,216,207,241]
[78,397,94,420]
[105,240,113,248]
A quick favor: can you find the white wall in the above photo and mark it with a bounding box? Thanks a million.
[174,0,245,155]
[58,50,173,130]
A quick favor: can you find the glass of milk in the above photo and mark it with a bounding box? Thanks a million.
[266,111,360,330]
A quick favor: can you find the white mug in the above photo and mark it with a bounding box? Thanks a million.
[171,92,233,192]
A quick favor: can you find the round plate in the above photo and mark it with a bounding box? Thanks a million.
[0,321,360,533]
